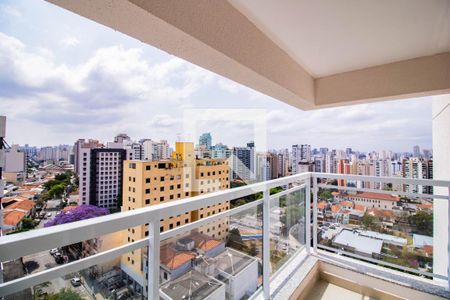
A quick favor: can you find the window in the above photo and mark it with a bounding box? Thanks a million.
[160,176,165,181]
[146,165,151,171]
[160,186,164,192]
[145,199,150,205]
[170,185,174,190]
[145,189,150,194]
[160,196,165,202]
[176,221,180,226]
[129,163,136,169]
[160,226,164,232]
[185,219,189,224]
[169,224,174,229]
[146,178,151,183]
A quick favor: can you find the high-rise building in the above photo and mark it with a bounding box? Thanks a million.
[402,157,433,194]
[232,143,255,181]
[3,144,26,184]
[291,144,311,174]
[142,140,157,160]
[121,142,230,291]
[73,139,104,174]
[413,145,421,158]
[313,156,325,173]
[211,143,231,159]
[77,146,127,208]
[199,132,212,150]
[157,140,171,160]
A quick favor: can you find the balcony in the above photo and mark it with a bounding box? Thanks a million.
[0,173,449,299]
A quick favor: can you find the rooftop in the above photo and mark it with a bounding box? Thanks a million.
[160,270,224,300]
[333,229,383,256]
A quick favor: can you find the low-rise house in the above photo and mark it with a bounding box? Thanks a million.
[413,234,433,250]
[335,192,399,210]
[160,270,225,300]
[332,229,383,258]
[195,248,259,300]
[2,198,36,233]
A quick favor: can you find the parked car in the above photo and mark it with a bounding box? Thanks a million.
[54,253,64,264]
[47,212,52,218]
[49,248,58,256]
[70,277,82,287]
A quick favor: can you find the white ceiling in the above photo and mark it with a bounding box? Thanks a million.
[229,0,450,78]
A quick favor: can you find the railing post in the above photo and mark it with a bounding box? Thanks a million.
[263,186,270,299]
[306,176,311,254]
[448,186,450,291]
[147,221,160,300]
[312,176,318,253]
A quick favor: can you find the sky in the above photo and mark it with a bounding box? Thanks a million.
[0,0,433,153]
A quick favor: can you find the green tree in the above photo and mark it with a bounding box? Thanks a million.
[409,211,433,236]
[362,213,377,230]
[226,228,246,251]
[45,288,83,300]
[21,217,35,230]
[48,184,65,199]
[319,190,333,200]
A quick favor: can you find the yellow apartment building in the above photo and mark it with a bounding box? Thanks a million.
[120,142,230,289]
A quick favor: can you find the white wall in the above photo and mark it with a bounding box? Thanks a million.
[4,145,25,173]
[432,95,450,278]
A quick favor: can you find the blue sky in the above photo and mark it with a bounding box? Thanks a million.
[0,0,432,152]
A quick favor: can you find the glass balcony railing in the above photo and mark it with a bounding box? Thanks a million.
[0,173,449,300]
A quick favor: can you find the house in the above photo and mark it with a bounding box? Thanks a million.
[160,270,225,300]
[195,248,259,300]
[332,229,383,258]
[2,198,36,233]
[337,192,399,210]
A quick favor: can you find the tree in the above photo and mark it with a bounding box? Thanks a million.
[409,211,433,236]
[248,242,258,256]
[44,205,109,227]
[319,190,333,200]
[45,288,83,300]
[362,213,377,230]
[226,228,245,251]
[48,184,65,199]
[21,217,35,230]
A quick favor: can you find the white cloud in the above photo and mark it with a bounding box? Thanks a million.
[0,4,22,17]
[0,30,432,152]
[62,36,80,47]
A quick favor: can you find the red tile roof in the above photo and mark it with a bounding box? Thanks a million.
[160,244,195,270]
[4,199,35,212]
[367,208,394,219]
[3,210,26,226]
[340,201,354,208]
[317,201,327,210]
[355,192,399,202]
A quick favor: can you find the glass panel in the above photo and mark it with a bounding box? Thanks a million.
[316,178,439,278]
[159,203,263,300]
[2,249,141,300]
[269,185,306,274]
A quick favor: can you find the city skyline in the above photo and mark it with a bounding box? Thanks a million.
[0,0,433,152]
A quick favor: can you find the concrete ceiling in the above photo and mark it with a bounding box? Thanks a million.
[230,0,450,78]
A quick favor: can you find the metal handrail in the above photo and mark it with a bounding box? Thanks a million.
[0,172,449,298]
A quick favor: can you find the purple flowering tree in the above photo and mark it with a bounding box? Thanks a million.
[44,205,109,227]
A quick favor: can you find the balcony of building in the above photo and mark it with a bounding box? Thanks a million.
[0,173,449,299]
